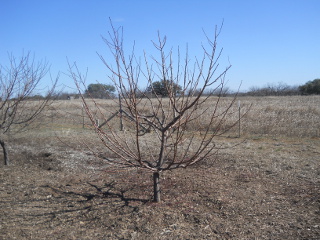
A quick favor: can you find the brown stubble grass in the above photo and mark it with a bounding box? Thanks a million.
[0,95,319,239]
[32,95,320,138]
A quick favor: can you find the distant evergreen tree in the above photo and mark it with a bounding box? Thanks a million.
[85,83,115,98]
[146,80,181,97]
[299,79,320,95]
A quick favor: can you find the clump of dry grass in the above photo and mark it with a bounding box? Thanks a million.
[174,95,320,138]
[238,95,320,137]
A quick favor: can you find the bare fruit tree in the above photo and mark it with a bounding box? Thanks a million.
[0,52,58,165]
[71,23,239,202]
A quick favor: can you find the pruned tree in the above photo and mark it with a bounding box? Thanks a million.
[70,22,241,202]
[0,52,58,165]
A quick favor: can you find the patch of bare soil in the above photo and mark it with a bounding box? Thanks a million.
[0,136,319,239]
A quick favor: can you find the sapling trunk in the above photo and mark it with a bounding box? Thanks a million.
[0,139,9,165]
[153,172,161,202]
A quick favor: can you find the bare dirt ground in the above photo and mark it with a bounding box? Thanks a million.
[1,130,319,239]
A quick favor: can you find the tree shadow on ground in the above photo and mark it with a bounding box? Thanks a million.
[1,180,150,230]
[44,180,149,208]
[86,181,149,205]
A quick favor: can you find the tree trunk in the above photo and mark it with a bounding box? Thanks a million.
[0,139,9,165]
[153,172,161,202]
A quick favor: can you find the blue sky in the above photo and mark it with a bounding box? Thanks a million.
[1,0,319,92]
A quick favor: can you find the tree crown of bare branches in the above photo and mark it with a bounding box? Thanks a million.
[0,52,58,165]
[70,22,240,202]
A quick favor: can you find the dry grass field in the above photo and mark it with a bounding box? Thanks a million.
[0,95,319,239]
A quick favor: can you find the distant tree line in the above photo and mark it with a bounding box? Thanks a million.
[244,82,300,96]
[242,79,320,96]
[38,83,115,100]
[145,79,320,97]
[28,78,320,100]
